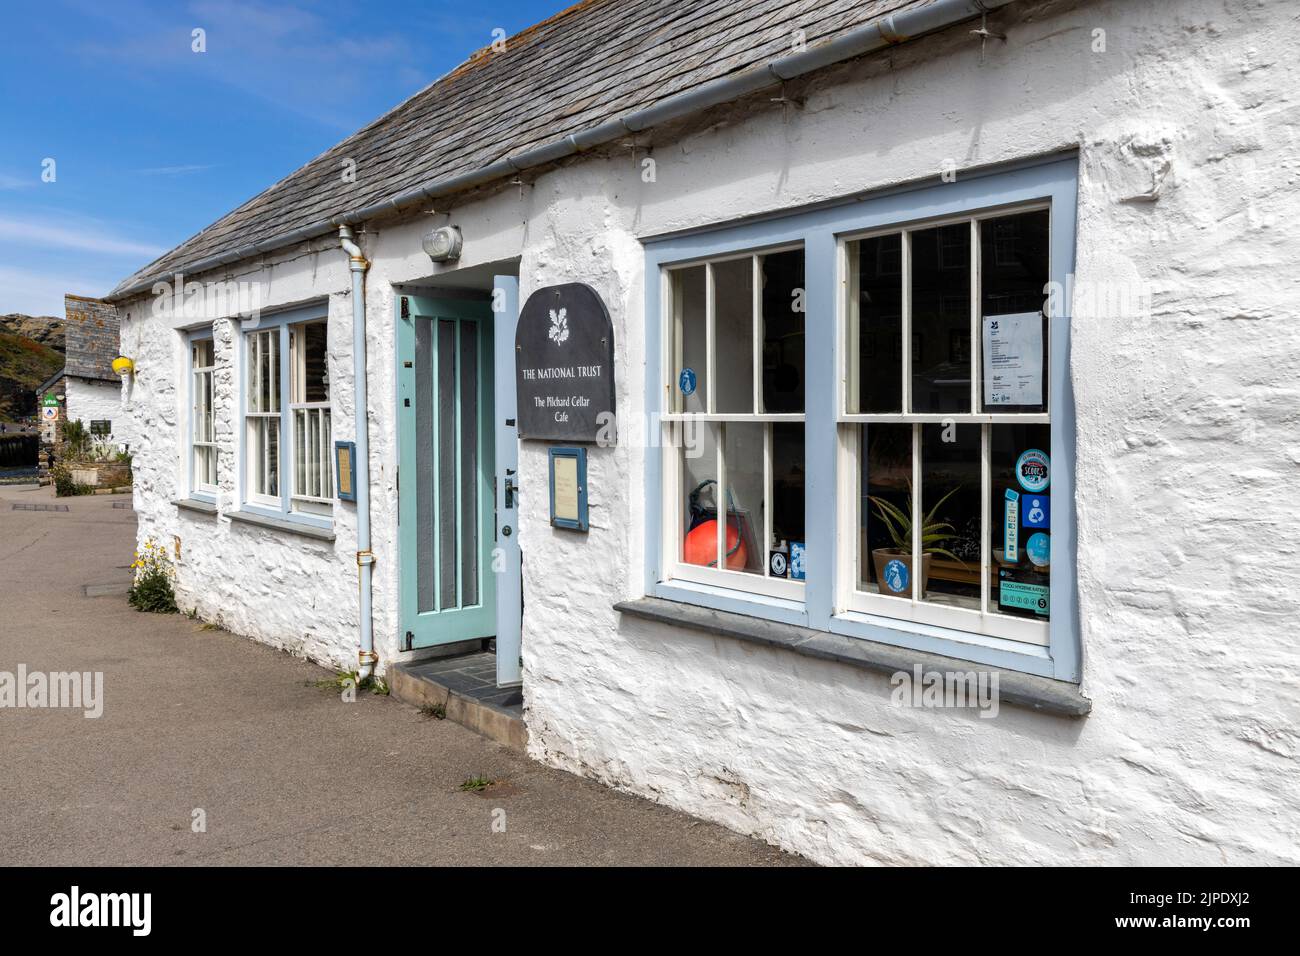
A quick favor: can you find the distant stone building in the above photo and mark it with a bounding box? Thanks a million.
[36,294,127,461]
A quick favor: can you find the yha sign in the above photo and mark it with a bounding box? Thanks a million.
[515,283,616,442]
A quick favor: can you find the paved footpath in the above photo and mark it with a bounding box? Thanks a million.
[0,483,799,866]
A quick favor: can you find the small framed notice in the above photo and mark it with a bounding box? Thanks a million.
[548,446,588,531]
[982,311,1044,408]
[334,441,357,502]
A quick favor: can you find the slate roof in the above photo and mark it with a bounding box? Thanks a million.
[110,0,944,298]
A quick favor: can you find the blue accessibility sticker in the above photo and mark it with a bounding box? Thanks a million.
[1022,494,1050,530]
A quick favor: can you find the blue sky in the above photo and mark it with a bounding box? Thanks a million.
[0,0,564,317]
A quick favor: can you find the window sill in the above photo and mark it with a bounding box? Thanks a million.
[227,508,335,542]
[173,497,218,515]
[614,596,1090,718]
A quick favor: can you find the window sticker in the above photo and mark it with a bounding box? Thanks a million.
[882,558,908,594]
[1015,448,1050,493]
[1025,532,1051,567]
[999,575,1050,616]
[1022,494,1049,529]
[769,550,788,577]
[982,311,1043,407]
[1004,489,1019,563]
[789,541,806,581]
[678,367,697,396]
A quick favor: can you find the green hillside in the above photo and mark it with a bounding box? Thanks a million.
[0,331,63,422]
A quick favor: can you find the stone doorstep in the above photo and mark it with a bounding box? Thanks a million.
[388,661,527,753]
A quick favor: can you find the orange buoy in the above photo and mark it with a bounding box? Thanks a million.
[683,518,748,570]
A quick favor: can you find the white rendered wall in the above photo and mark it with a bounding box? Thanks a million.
[65,378,127,445]
[119,0,1300,864]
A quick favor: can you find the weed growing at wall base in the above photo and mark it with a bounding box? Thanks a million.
[128,538,178,614]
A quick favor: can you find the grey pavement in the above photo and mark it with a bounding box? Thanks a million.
[0,483,800,866]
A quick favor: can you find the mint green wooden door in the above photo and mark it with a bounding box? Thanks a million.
[398,296,496,649]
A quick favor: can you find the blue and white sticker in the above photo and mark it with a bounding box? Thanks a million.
[678,368,697,396]
[882,558,908,594]
[789,541,806,580]
[1015,449,1050,493]
[1004,489,1020,563]
[1026,532,1051,567]
[1022,494,1050,530]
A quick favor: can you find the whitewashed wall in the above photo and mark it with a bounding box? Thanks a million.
[120,0,1300,865]
[65,378,127,445]
[514,0,1300,866]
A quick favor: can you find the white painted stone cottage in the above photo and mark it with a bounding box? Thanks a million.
[107,0,1300,865]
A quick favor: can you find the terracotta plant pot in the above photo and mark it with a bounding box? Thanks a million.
[871,549,932,598]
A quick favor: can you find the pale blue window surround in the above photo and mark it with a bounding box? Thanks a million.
[643,154,1080,682]
[237,302,333,530]
[186,327,217,503]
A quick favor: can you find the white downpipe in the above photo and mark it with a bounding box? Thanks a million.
[340,225,376,681]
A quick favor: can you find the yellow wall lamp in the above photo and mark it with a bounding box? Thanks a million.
[112,356,135,377]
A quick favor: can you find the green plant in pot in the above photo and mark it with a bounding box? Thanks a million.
[868,485,965,598]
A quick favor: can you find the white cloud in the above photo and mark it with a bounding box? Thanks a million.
[0,217,164,258]
[0,172,36,191]
[0,266,116,317]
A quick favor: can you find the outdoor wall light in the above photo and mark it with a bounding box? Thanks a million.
[112,356,135,377]
[422,225,462,262]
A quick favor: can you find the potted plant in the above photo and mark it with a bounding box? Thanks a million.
[868,485,965,598]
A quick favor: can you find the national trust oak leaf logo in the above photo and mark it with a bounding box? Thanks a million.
[548,307,569,346]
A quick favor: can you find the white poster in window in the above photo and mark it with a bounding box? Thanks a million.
[982,312,1043,407]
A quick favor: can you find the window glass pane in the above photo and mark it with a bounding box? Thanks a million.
[991,423,1051,621]
[438,319,457,609]
[674,266,707,414]
[416,317,436,613]
[859,423,911,596]
[919,423,981,610]
[722,422,765,575]
[910,224,970,413]
[713,258,754,414]
[980,210,1049,413]
[301,322,329,403]
[681,421,719,566]
[194,339,214,367]
[770,423,805,580]
[849,234,902,413]
[252,417,279,498]
[294,408,306,496]
[321,409,332,498]
[459,320,479,607]
[761,249,805,413]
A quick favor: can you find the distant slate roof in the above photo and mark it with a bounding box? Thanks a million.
[109,0,970,299]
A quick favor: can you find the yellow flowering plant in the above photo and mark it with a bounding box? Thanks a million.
[128,538,178,613]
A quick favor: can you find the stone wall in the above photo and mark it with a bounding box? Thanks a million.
[64,295,120,381]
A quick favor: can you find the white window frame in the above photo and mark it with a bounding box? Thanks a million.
[188,330,218,499]
[837,203,1051,647]
[288,321,333,512]
[642,155,1081,682]
[660,245,806,602]
[239,305,332,525]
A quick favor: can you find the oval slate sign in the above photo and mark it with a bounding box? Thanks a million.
[515,282,616,442]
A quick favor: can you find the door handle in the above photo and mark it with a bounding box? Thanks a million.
[503,470,518,509]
